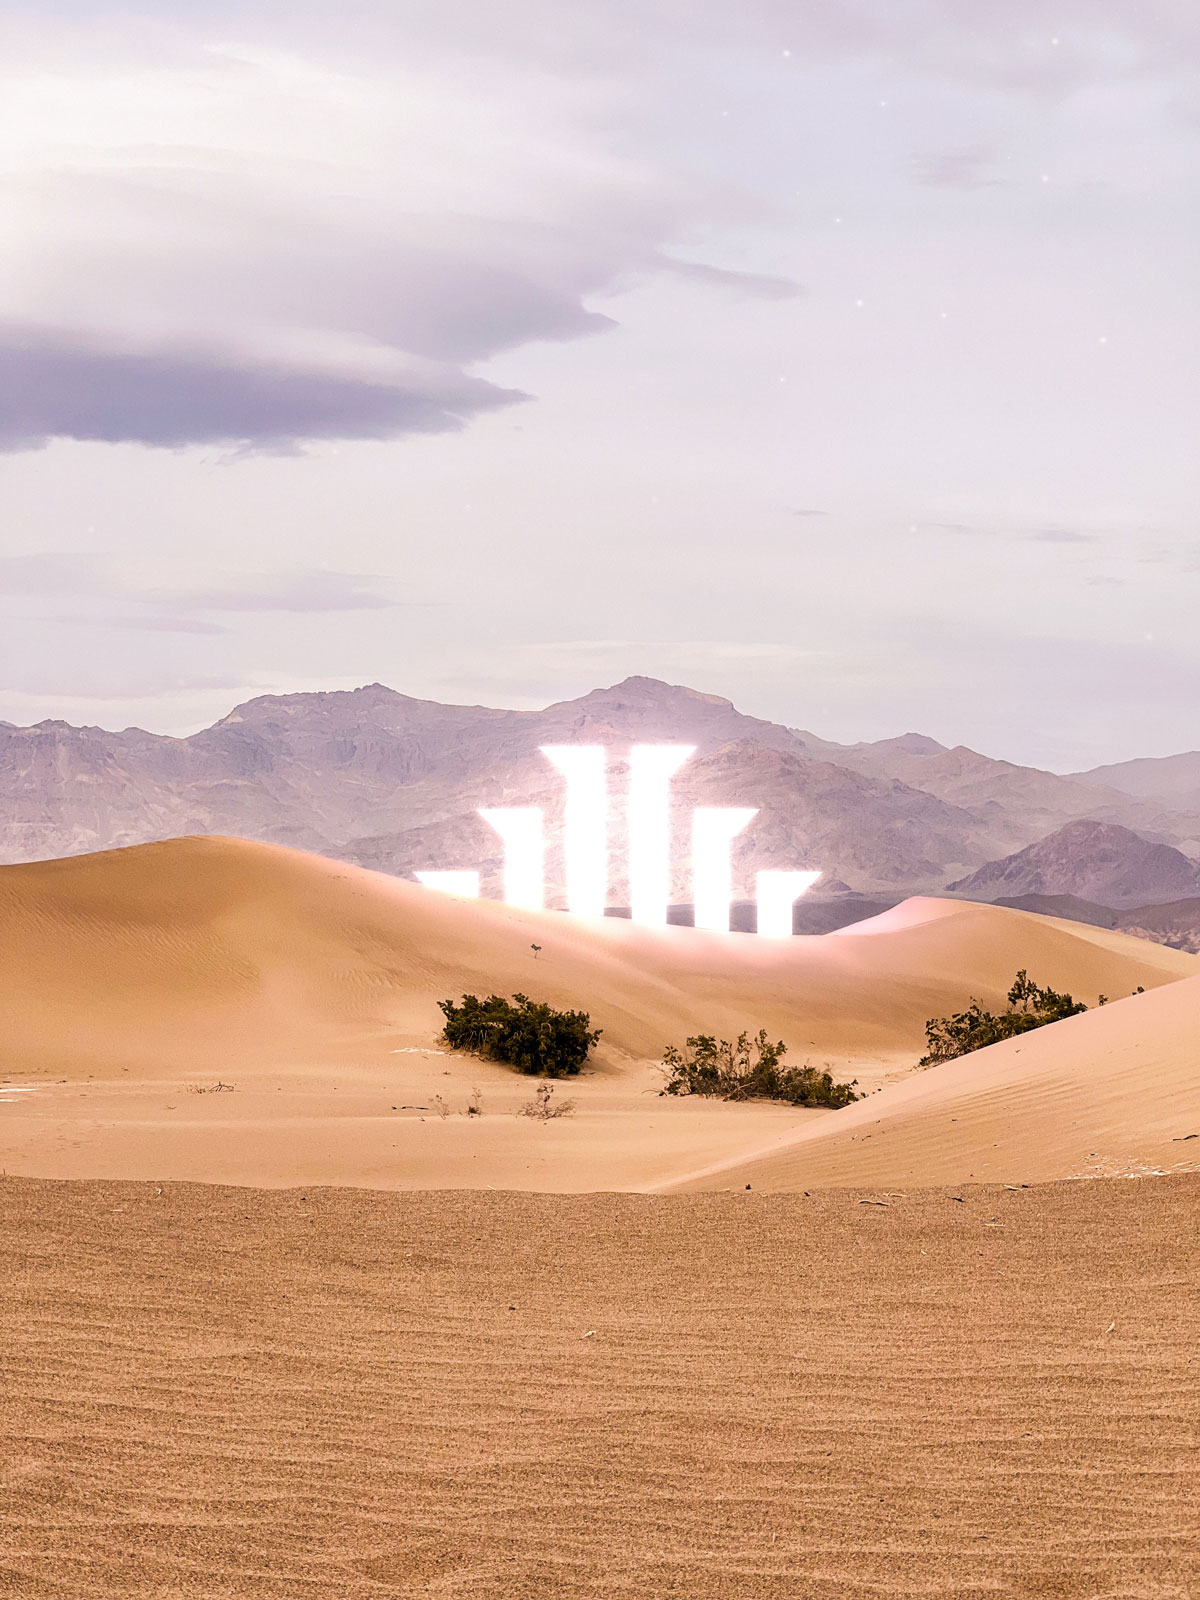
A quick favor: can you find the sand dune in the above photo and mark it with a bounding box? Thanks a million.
[670,969,1200,1191]
[3,835,1188,1074]
[1,836,1195,1191]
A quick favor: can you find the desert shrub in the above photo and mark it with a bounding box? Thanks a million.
[919,969,1088,1066]
[661,1029,858,1108]
[438,993,601,1077]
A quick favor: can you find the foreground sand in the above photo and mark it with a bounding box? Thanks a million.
[2,837,1195,1192]
[2,1174,1197,1599]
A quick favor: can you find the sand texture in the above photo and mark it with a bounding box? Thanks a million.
[1,836,1196,1192]
[1,1174,1198,1599]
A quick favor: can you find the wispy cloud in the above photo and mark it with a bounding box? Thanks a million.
[912,145,1003,189]
[0,552,108,595]
[656,257,801,299]
[0,669,251,703]
[1,554,431,618]
[145,570,438,614]
[34,613,231,636]
[919,519,1106,546]
[1030,527,1100,545]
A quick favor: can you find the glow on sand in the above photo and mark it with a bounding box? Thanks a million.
[628,743,695,927]
[478,807,545,911]
[756,869,822,937]
[692,807,758,933]
[414,870,480,898]
[539,745,607,919]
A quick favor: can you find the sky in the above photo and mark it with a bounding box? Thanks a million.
[1,0,1197,770]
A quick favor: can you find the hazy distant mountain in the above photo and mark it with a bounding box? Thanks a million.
[337,736,993,899]
[789,729,945,764]
[834,743,1200,855]
[1,678,981,895]
[948,819,1200,909]
[995,892,1200,956]
[4,676,1200,906]
[993,893,1119,929]
[1116,898,1200,955]
[1074,750,1200,812]
[845,732,948,761]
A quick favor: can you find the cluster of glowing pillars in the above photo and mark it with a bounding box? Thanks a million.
[415,744,820,937]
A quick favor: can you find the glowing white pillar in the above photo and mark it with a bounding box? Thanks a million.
[756,869,821,938]
[414,870,480,899]
[539,745,607,918]
[628,744,695,927]
[692,808,757,933]
[478,807,544,911]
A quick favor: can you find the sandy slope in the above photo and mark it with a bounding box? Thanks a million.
[2,1175,1198,1599]
[0,836,1194,1190]
[3,835,1188,1075]
[669,968,1200,1191]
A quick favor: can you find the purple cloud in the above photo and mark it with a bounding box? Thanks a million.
[145,570,434,613]
[0,326,529,452]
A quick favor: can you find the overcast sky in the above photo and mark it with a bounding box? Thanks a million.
[2,0,1197,769]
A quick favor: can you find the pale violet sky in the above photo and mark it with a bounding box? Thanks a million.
[1,1,1197,768]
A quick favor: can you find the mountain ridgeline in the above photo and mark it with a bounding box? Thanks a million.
[3,677,1200,935]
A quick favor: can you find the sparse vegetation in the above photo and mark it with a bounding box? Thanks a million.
[919,969,1088,1065]
[660,1029,859,1108]
[518,1083,576,1120]
[438,993,601,1077]
[466,1088,483,1117]
[432,1094,450,1120]
[185,1081,236,1095]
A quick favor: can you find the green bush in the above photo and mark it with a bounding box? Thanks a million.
[919,968,1088,1066]
[438,993,601,1077]
[660,1029,858,1108]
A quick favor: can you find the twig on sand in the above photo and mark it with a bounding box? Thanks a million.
[518,1083,576,1120]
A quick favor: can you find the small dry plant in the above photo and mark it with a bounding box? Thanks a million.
[465,1088,483,1117]
[518,1083,576,1121]
[185,1081,236,1095]
[431,1094,451,1120]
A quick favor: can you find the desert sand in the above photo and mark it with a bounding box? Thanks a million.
[1,835,1195,1190]
[1,1174,1197,1599]
[4,838,1200,1597]
[669,964,1200,1192]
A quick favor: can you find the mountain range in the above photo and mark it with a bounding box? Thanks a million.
[4,676,1200,933]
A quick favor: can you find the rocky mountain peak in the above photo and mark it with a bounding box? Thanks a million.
[949,818,1200,908]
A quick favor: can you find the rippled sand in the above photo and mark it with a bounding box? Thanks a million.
[2,1174,1197,1598]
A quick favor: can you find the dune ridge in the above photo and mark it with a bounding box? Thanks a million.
[3,834,1189,1072]
[667,970,1200,1191]
[1,835,1195,1191]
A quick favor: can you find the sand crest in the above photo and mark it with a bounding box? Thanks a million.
[1,836,1194,1191]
